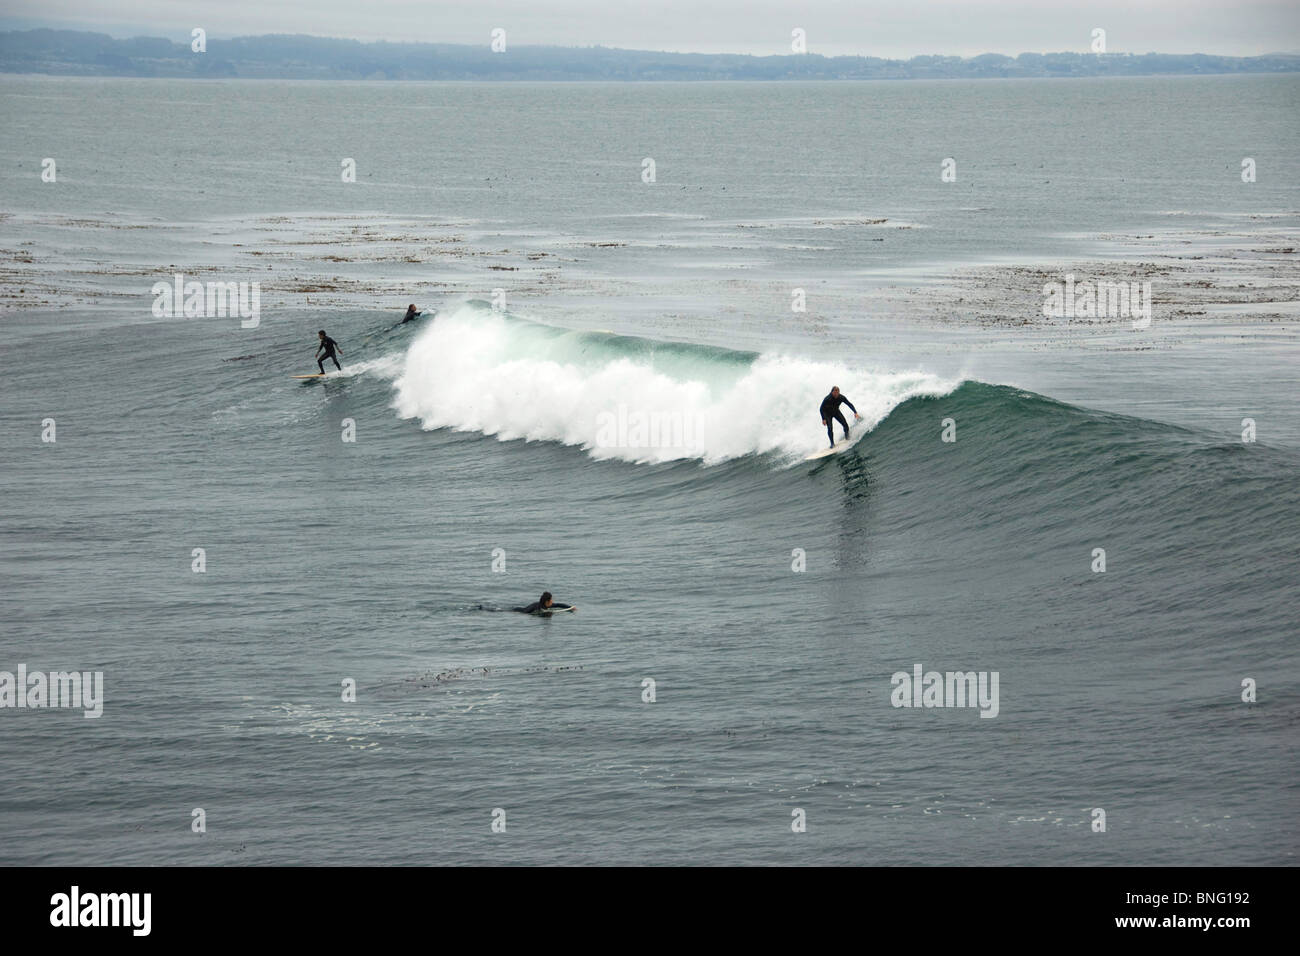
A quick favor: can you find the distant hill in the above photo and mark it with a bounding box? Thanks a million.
[2,29,1298,80]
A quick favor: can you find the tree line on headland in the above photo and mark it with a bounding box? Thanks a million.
[2,29,1297,80]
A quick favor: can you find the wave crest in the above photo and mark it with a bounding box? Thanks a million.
[390,304,959,465]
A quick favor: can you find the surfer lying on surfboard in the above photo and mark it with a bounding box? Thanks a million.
[401,303,422,324]
[819,386,862,448]
[514,591,576,614]
[315,330,343,374]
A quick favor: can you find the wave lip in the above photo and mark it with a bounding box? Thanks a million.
[390,304,959,465]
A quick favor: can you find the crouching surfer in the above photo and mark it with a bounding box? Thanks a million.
[514,591,575,614]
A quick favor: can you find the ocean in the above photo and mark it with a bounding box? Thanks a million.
[1,75,1297,865]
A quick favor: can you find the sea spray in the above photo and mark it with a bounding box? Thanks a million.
[388,305,959,465]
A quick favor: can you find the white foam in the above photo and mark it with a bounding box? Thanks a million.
[388,306,960,465]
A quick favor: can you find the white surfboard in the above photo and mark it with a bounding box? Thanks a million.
[804,436,858,461]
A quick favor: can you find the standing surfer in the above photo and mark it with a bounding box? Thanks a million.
[819,386,861,448]
[315,330,343,374]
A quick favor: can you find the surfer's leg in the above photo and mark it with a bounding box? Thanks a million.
[826,421,835,447]
[835,411,850,440]
[330,354,342,371]
[317,358,326,374]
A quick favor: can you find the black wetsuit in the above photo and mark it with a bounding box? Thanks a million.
[819,392,858,447]
[515,601,574,614]
[317,336,341,373]
[401,309,421,324]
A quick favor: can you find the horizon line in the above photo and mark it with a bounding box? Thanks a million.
[3,25,1299,61]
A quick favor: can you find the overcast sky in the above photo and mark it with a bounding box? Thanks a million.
[2,0,1298,58]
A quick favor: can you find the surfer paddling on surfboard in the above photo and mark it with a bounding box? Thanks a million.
[315,330,343,374]
[514,591,576,614]
[401,304,422,324]
[819,386,862,448]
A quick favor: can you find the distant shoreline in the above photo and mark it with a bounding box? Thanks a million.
[4,72,1296,85]
[3,29,1299,81]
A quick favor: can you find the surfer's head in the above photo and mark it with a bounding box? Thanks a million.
[318,329,327,339]
[407,303,416,311]
[540,591,553,608]
[831,386,840,397]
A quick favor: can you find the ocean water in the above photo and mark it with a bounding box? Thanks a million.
[1,76,1298,865]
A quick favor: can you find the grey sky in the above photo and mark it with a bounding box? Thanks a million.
[3,0,1298,58]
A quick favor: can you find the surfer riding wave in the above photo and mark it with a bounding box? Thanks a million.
[819,386,862,448]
